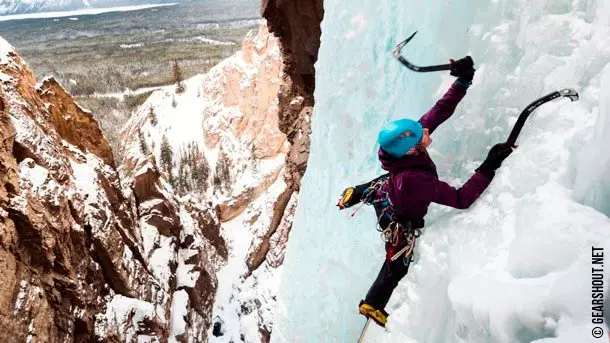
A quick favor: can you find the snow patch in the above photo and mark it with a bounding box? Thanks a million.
[176,36,235,46]
[169,290,189,340]
[0,36,16,65]
[0,3,178,22]
[70,157,100,196]
[120,43,144,49]
[196,19,262,30]
[208,174,288,342]
[94,295,159,342]
[13,280,28,315]
[18,159,49,190]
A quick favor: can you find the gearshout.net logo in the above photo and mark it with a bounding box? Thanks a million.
[592,246,604,339]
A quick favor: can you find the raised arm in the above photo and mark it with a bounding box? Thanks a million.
[418,81,468,134]
[419,56,475,134]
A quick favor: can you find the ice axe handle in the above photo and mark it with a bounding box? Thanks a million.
[505,88,579,146]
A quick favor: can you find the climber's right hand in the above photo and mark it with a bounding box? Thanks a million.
[450,56,475,83]
[475,142,515,176]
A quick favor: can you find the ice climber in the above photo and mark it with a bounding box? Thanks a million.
[337,56,515,327]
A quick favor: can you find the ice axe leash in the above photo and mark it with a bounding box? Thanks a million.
[392,31,453,72]
[506,88,579,146]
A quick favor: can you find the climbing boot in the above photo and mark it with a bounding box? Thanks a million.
[358,300,389,327]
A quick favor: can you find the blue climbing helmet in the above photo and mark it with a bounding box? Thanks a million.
[377,119,423,158]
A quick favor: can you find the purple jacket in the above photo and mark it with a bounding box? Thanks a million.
[379,82,493,226]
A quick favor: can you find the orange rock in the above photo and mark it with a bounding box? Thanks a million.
[37,77,115,167]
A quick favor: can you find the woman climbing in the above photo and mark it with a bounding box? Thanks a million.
[337,56,515,327]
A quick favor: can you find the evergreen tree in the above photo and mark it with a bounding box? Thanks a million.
[250,143,258,174]
[213,175,222,189]
[160,135,174,181]
[139,130,149,155]
[168,171,177,188]
[177,153,188,194]
[173,142,211,194]
[215,147,231,190]
[148,106,158,126]
[173,60,185,94]
[194,145,210,189]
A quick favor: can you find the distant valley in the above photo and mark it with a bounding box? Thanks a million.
[0,0,260,158]
[0,0,176,16]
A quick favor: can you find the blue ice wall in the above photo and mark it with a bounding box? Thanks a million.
[274,0,610,342]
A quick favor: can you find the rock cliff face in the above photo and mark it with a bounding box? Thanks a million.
[0,37,217,342]
[119,23,303,342]
[0,1,324,339]
[38,77,115,168]
[261,0,324,190]
[1,38,136,342]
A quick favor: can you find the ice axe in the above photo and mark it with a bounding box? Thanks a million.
[393,33,580,145]
[506,88,579,146]
[392,31,453,72]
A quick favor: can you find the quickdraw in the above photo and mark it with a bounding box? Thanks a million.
[382,221,421,262]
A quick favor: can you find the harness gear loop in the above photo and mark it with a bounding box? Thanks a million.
[383,220,419,261]
[389,227,418,262]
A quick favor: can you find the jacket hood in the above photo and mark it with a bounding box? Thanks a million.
[378,148,438,175]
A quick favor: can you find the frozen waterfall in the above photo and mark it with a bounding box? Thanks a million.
[274,0,610,342]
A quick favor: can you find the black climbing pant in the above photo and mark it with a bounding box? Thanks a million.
[364,254,412,310]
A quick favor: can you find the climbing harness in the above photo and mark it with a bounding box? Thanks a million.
[383,221,421,262]
[339,175,421,262]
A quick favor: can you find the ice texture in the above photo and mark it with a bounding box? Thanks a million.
[274,0,610,342]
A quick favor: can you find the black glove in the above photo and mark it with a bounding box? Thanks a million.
[450,56,475,83]
[475,142,514,176]
[337,174,388,209]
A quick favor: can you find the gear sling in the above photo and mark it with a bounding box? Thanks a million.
[338,174,421,314]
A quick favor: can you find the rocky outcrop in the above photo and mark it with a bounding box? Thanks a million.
[199,23,289,221]
[117,18,322,341]
[246,187,294,271]
[0,92,19,208]
[262,0,324,190]
[121,23,288,222]
[132,159,181,237]
[37,77,115,167]
[201,24,286,161]
[0,92,25,343]
[0,38,146,342]
[0,37,221,342]
[216,165,283,222]
[261,0,323,94]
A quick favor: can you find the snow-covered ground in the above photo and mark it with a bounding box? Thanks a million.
[208,174,287,341]
[119,24,287,342]
[0,3,176,22]
[89,85,166,100]
[275,0,610,342]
